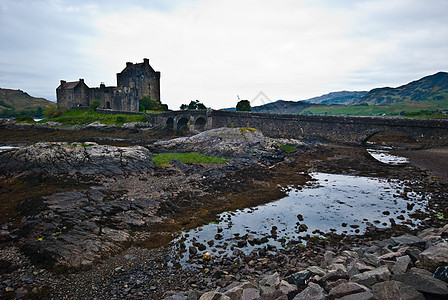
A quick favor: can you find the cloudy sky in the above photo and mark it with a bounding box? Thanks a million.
[1,0,447,109]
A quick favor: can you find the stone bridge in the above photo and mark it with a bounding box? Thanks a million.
[149,110,448,147]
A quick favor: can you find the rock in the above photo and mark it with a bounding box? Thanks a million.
[433,266,448,283]
[278,280,297,294]
[392,269,448,296]
[165,295,187,300]
[418,242,448,272]
[199,292,230,300]
[390,234,425,248]
[285,270,312,287]
[224,282,258,299]
[241,288,260,300]
[189,246,198,255]
[328,263,347,272]
[328,282,369,298]
[337,290,375,300]
[372,280,424,300]
[259,272,280,287]
[293,282,326,300]
[307,266,327,277]
[392,255,411,275]
[350,266,391,288]
[320,269,349,287]
[153,127,277,156]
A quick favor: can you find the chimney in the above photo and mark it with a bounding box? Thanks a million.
[100,82,105,89]
[143,58,149,65]
[79,78,84,83]
[60,80,66,85]
[126,62,133,67]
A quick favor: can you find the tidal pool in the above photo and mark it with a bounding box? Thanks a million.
[174,172,428,262]
[367,148,409,165]
[0,146,20,152]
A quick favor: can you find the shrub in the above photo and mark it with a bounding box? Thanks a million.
[43,104,67,119]
[236,100,251,111]
[14,115,34,122]
[89,99,100,111]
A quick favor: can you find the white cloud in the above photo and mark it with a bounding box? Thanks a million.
[0,0,447,108]
[89,0,397,108]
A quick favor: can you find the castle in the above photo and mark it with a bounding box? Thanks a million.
[56,59,160,112]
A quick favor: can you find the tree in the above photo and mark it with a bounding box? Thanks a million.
[236,100,251,111]
[140,96,167,111]
[180,100,207,110]
[90,99,100,111]
[43,104,67,119]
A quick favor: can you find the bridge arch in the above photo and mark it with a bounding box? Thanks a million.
[166,117,174,131]
[177,117,189,132]
[193,117,207,131]
[361,129,418,148]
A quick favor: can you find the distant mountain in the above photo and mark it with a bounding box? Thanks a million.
[250,100,313,114]
[0,88,54,116]
[355,72,448,105]
[303,91,368,105]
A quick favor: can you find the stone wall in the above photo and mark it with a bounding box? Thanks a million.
[153,110,448,147]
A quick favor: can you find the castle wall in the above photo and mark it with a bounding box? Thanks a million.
[57,59,159,113]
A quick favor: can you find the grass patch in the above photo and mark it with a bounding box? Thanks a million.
[240,127,259,134]
[279,143,296,153]
[153,152,229,167]
[40,109,160,126]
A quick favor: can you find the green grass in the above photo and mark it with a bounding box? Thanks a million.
[152,152,229,167]
[40,109,158,126]
[279,143,296,153]
[300,100,448,118]
[240,127,259,134]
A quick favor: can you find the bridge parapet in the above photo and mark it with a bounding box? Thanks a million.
[153,110,448,147]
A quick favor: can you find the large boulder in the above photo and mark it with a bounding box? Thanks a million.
[153,127,279,157]
[418,242,448,272]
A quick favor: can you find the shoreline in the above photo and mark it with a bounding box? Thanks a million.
[0,126,447,299]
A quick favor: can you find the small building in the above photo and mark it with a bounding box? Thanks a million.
[57,58,161,112]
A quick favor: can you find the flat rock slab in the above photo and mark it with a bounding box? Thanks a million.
[372,280,424,300]
[328,282,368,298]
[350,266,391,288]
[392,270,448,296]
[390,234,425,248]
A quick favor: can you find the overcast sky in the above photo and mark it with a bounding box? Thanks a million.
[1,0,447,109]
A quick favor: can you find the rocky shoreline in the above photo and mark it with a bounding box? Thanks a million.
[0,124,447,299]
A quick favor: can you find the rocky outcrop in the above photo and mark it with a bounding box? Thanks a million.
[0,142,154,179]
[153,128,285,157]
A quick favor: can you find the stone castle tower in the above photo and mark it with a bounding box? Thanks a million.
[56,59,161,112]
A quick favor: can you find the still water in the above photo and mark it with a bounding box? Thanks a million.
[175,172,428,262]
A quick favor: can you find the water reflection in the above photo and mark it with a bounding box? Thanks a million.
[174,172,427,263]
[0,146,20,153]
[367,148,409,165]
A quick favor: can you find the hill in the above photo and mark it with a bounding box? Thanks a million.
[251,100,312,113]
[0,88,54,117]
[303,91,368,105]
[242,72,448,117]
[355,71,448,106]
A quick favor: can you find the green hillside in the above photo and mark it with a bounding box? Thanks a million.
[355,72,448,106]
[0,88,54,117]
[247,72,448,117]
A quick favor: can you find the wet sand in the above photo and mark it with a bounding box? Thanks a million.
[394,147,448,183]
